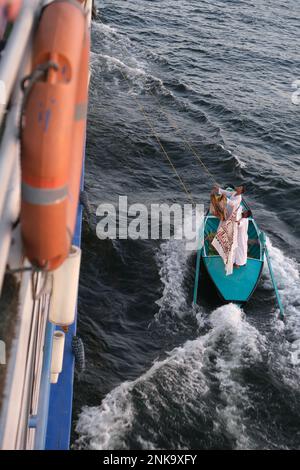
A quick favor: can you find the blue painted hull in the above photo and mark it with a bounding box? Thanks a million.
[201,255,264,303]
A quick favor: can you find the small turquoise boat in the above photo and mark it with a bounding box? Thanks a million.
[194,194,264,305]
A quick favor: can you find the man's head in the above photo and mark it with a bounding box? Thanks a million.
[242,209,252,219]
[235,185,245,195]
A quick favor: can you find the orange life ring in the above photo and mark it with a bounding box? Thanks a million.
[21,0,89,271]
[67,26,90,234]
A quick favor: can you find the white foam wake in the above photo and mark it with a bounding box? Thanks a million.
[204,304,266,449]
[264,238,300,331]
[75,304,265,450]
[94,53,173,97]
[155,237,190,318]
[90,19,175,97]
[262,238,300,387]
[75,337,209,450]
[92,20,130,46]
[155,208,203,319]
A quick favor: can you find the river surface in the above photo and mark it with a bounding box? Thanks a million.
[73,0,300,450]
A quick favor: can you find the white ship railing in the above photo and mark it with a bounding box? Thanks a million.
[0,0,56,450]
[0,0,92,450]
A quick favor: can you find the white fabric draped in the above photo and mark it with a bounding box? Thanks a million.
[212,207,239,276]
[234,218,249,266]
[218,188,242,221]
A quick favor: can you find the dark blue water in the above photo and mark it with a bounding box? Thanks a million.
[73,0,300,450]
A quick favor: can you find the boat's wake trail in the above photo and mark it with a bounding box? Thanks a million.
[90,22,174,98]
[75,304,267,450]
[262,238,300,387]
[74,333,209,450]
[75,217,299,450]
[198,304,267,449]
[154,207,203,321]
[155,237,190,319]
[264,238,300,333]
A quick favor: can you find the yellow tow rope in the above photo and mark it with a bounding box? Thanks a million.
[98,19,220,202]
[145,86,219,186]
[118,67,195,204]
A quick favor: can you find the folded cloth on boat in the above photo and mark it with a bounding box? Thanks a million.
[212,208,238,275]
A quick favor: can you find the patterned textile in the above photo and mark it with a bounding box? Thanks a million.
[212,208,238,275]
[209,193,227,221]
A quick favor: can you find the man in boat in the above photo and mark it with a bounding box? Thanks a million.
[216,185,245,220]
[211,185,245,275]
[234,209,252,268]
[209,192,227,221]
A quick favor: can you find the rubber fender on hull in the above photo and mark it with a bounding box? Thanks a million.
[21,0,89,271]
